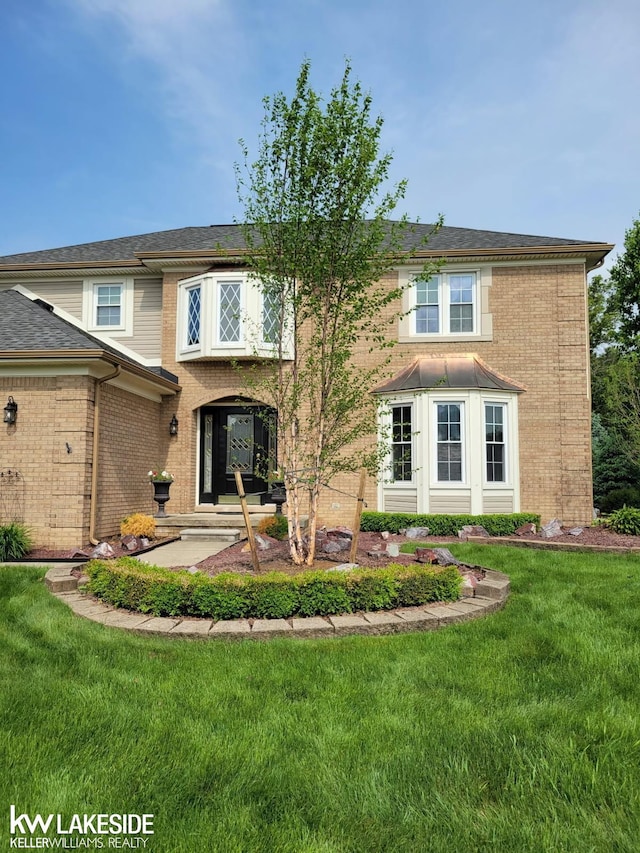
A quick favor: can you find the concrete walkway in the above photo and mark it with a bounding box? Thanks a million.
[44,565,510,640]
[133,537,230,568]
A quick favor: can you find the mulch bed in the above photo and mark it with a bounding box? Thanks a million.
[24,525,640,575]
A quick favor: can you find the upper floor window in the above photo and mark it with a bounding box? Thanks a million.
[399,266,492,342]
[83,277,134,336]
[186,284,201,347]
[177,272,293,361]
[416,273,477,336]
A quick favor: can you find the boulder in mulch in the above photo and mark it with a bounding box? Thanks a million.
[406,526,430,539]
[432,547,463,567]
[458,525,490,540]
[515,522,537,536]
[91,542,115,559]
[568,527,584,537]
[541,518,563,539]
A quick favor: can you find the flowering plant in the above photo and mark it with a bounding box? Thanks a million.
[148,469,173,482]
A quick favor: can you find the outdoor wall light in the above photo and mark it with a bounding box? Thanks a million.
[3,396,17,425]
[169,414,179,436]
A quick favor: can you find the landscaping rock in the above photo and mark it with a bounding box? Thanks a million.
[432,547,462,567]
[541,518,563,539]
[405,526,430,539]
[323,538,350,553]
[186,566,200,574]
[568,527,584,537]
[515,522,537,536]
[122,535,139,552]
[381,531,390,540]
[458,525,490,540]
[326,526,353,540]
[367,550,386,560]
[327,563,358,572]
[91,542,115,559]
[415,548,438,564]
[460,573,478,597]
[386,543,400,558]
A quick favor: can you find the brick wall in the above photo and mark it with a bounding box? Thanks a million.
[96,384,163,538]
[0,375,93,549]
[157,263,593,527]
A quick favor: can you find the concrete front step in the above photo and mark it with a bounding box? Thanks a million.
[156,513,272,534]
[180,528,242,543]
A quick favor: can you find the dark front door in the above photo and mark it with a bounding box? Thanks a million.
[199,405,275,504]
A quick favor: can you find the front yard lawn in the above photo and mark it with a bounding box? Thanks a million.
[1,544,640,852]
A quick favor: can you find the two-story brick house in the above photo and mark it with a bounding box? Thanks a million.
[0,224,611,549]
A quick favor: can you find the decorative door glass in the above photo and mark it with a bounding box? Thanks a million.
[226,415,254,473]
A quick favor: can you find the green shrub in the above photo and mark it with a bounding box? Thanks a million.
[295,572,351,616]
[257,515,289,540]
[393,564,462,606]
[606,505,640,536]
[598,487,640,514]
[190,574,251,620]
[0,522,33,561]
[360,511,540,536]
[248,573,300,619]
[345,568,397,612]
[85,558,463,619]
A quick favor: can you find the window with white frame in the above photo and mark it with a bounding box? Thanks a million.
[485,403,506,483]
[436,403,463,482]
[413,272,478,336]
[83,278,133,335]
[218,281,242,344]
[186,284,201,348]
[176,272,293,361]
[262,289,281,344]
[391,404,413,482]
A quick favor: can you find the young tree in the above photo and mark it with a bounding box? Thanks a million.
[235,60,440,565]
[609,215,640,352]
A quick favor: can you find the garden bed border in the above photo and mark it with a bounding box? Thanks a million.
[45,565,510,639]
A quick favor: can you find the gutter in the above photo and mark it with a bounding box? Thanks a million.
[89,363,121,546]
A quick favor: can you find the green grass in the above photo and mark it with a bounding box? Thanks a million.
[2,545,640,852]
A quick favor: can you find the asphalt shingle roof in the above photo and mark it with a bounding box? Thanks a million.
[0,222,605,266]
[0,290,178,385]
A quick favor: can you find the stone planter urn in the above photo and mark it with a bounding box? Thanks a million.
[151,480,172,517]
[269,481,286,516]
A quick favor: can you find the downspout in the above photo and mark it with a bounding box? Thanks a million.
[89,364,121,545]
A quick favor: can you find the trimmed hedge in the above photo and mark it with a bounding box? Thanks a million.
[85,557,462,620]
[360,511,540,536]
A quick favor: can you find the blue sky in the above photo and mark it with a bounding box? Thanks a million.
[1,0,639,268]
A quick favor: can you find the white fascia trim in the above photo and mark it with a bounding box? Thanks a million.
[10,284,161,368]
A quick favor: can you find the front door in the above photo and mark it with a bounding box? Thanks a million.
[199,405,275,504]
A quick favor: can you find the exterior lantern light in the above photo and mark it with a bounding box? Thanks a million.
[3,396,17,425]
[169,414,179,436]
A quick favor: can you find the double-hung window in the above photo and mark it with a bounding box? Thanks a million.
[84,277,133,335]
[485,403,506,483]
[391,405,413,482]
[414,272,477,336]
[436,403,463,482]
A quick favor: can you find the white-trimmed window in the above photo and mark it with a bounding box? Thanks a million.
[391,404,413,482]
[435,402,464,482]
[485,403,506,483]
[217,280,243,344]
[185,283,202,348]
[416,273,477,336]
[83,277,134,336]
[399,266,492,341]
[176,272,293,361]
